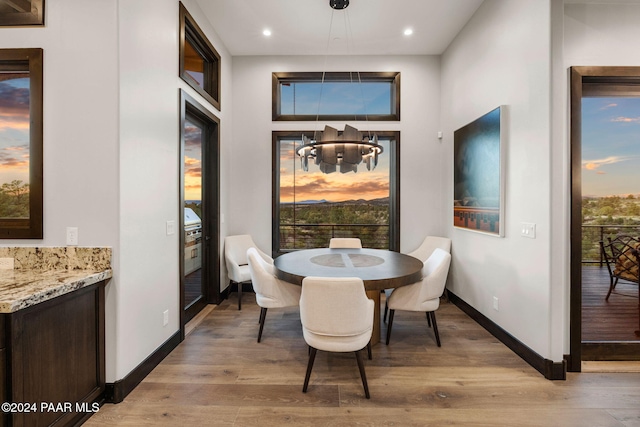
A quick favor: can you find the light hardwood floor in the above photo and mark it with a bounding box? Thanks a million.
[86,294,640,426]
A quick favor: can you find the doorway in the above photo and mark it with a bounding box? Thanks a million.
[179,90,220,335]
[570,67,640,371]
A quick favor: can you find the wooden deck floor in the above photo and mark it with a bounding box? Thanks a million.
[86,294,640,426]
[582,266,639,342]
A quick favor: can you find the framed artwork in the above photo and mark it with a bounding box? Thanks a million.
[453,106,505,237]
[0,0,45,26]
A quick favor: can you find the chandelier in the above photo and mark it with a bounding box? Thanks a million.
[297,125,383,174]
[295,0,382,175]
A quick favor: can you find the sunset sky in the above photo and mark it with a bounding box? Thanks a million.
[0,76,30,187]
[279,138,390,203]
[183,120,202,201]
[582,97,640,197]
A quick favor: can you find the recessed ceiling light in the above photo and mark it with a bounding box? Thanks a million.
[263,29,272,37]
[404,28,413,36]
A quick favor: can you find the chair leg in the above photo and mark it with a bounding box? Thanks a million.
[238,281,243,310]
[302,347,318,393]
[606,277,619,301]
[385,309,395,345]
[429,311,441,347]
[257,307,267,343]
[426,312,431,327]
[354,350,371,399]
[383,300,388,323]
[367,340,372,360]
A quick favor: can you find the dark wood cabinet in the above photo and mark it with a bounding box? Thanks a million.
[0,281,106,427]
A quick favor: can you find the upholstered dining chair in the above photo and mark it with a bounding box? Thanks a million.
[385,248,452,347]
[247,247,301,343]
[384,235,452,322]
[224,234,273,310]
[406,236,452,263]
[329,237,363,248]
[300,276,374,399]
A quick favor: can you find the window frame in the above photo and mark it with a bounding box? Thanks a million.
[0,48,43,239]
[272,72,400,121]
[0,0,45,26]
[179,2,221,110]
[271,130,400,255]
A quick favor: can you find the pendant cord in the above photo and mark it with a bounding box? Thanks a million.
[315,9,336,141]
[345,9,372,140]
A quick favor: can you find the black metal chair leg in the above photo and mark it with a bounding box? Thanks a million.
[355,350,370,399]
[302,347,318,393]
[606,277,619,300]
[257,307,267,343]
[238,282,243,310]
[426,312,431,327]
[385,309,395,345]
[430,311,441,347]
[383,300,388,323]
[367,340,372,360]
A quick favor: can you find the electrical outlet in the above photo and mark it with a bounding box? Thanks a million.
[66,227,78,246]
[163,309,169,326]
[493,296,499,311]
[0,257,14,270]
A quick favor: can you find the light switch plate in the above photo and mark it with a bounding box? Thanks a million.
[521,222,536,239]
[166,220,175,236]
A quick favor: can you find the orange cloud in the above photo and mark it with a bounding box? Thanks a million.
[280,172,389,202]
[582,156,629,171]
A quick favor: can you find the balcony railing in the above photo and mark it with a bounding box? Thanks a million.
[279,223,389,251]
[582,224,640,265]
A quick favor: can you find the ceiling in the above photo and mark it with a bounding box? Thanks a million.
[195,0,485,56]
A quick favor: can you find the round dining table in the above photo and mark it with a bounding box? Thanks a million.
[274,248,424,344]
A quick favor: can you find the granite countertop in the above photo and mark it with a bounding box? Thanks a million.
[0,268,112,313]
[0,247,112,313]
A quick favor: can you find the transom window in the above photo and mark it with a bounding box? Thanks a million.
[272,72,400,121]
[179,2,221,110]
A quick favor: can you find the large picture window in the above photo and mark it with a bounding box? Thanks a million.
[179,2,221,110]
[272,72,400,121]
[272,131,399,255]
[0,48,43,239]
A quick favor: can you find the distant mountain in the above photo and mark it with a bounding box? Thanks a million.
[282,197,389,206]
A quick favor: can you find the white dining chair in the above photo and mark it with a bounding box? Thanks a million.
[385,248,452,347]
[407,236,452,263]
[300,276,374,399]
[224,234,273,310]
[329,237,363,248]
[247,247,301,343]
[384,235,452,322]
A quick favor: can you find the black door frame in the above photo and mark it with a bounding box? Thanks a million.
[569,66,640,371]
[179,89,221,338]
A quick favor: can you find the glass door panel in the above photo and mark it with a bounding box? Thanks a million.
[183,118,204,312]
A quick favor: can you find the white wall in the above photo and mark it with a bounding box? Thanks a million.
[229,55,443,267]
[117,0,231,381]
[564,2,640,67]
[441,0,559,359]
